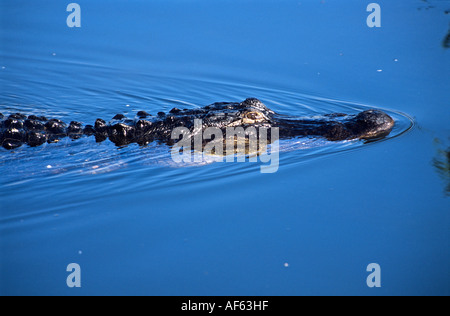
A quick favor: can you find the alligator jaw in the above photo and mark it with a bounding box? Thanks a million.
[273,109,395,142]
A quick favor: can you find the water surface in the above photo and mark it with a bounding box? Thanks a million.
[0,0,449,296]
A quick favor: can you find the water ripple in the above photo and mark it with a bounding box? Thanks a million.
[0,60,414,218]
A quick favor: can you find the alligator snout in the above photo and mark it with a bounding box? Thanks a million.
[354,110,395,140]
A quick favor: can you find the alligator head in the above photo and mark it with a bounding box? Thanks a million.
[184,98,395,142]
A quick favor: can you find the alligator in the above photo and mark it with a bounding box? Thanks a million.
[0,98,395,150]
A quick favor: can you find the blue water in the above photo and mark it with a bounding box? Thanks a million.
[0,0,449,296]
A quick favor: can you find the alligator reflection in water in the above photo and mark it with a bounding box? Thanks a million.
[433,138,450,196]
[443,27,450,48]
[417,0,450,48]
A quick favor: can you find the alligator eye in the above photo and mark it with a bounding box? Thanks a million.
[245,112,262,120]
